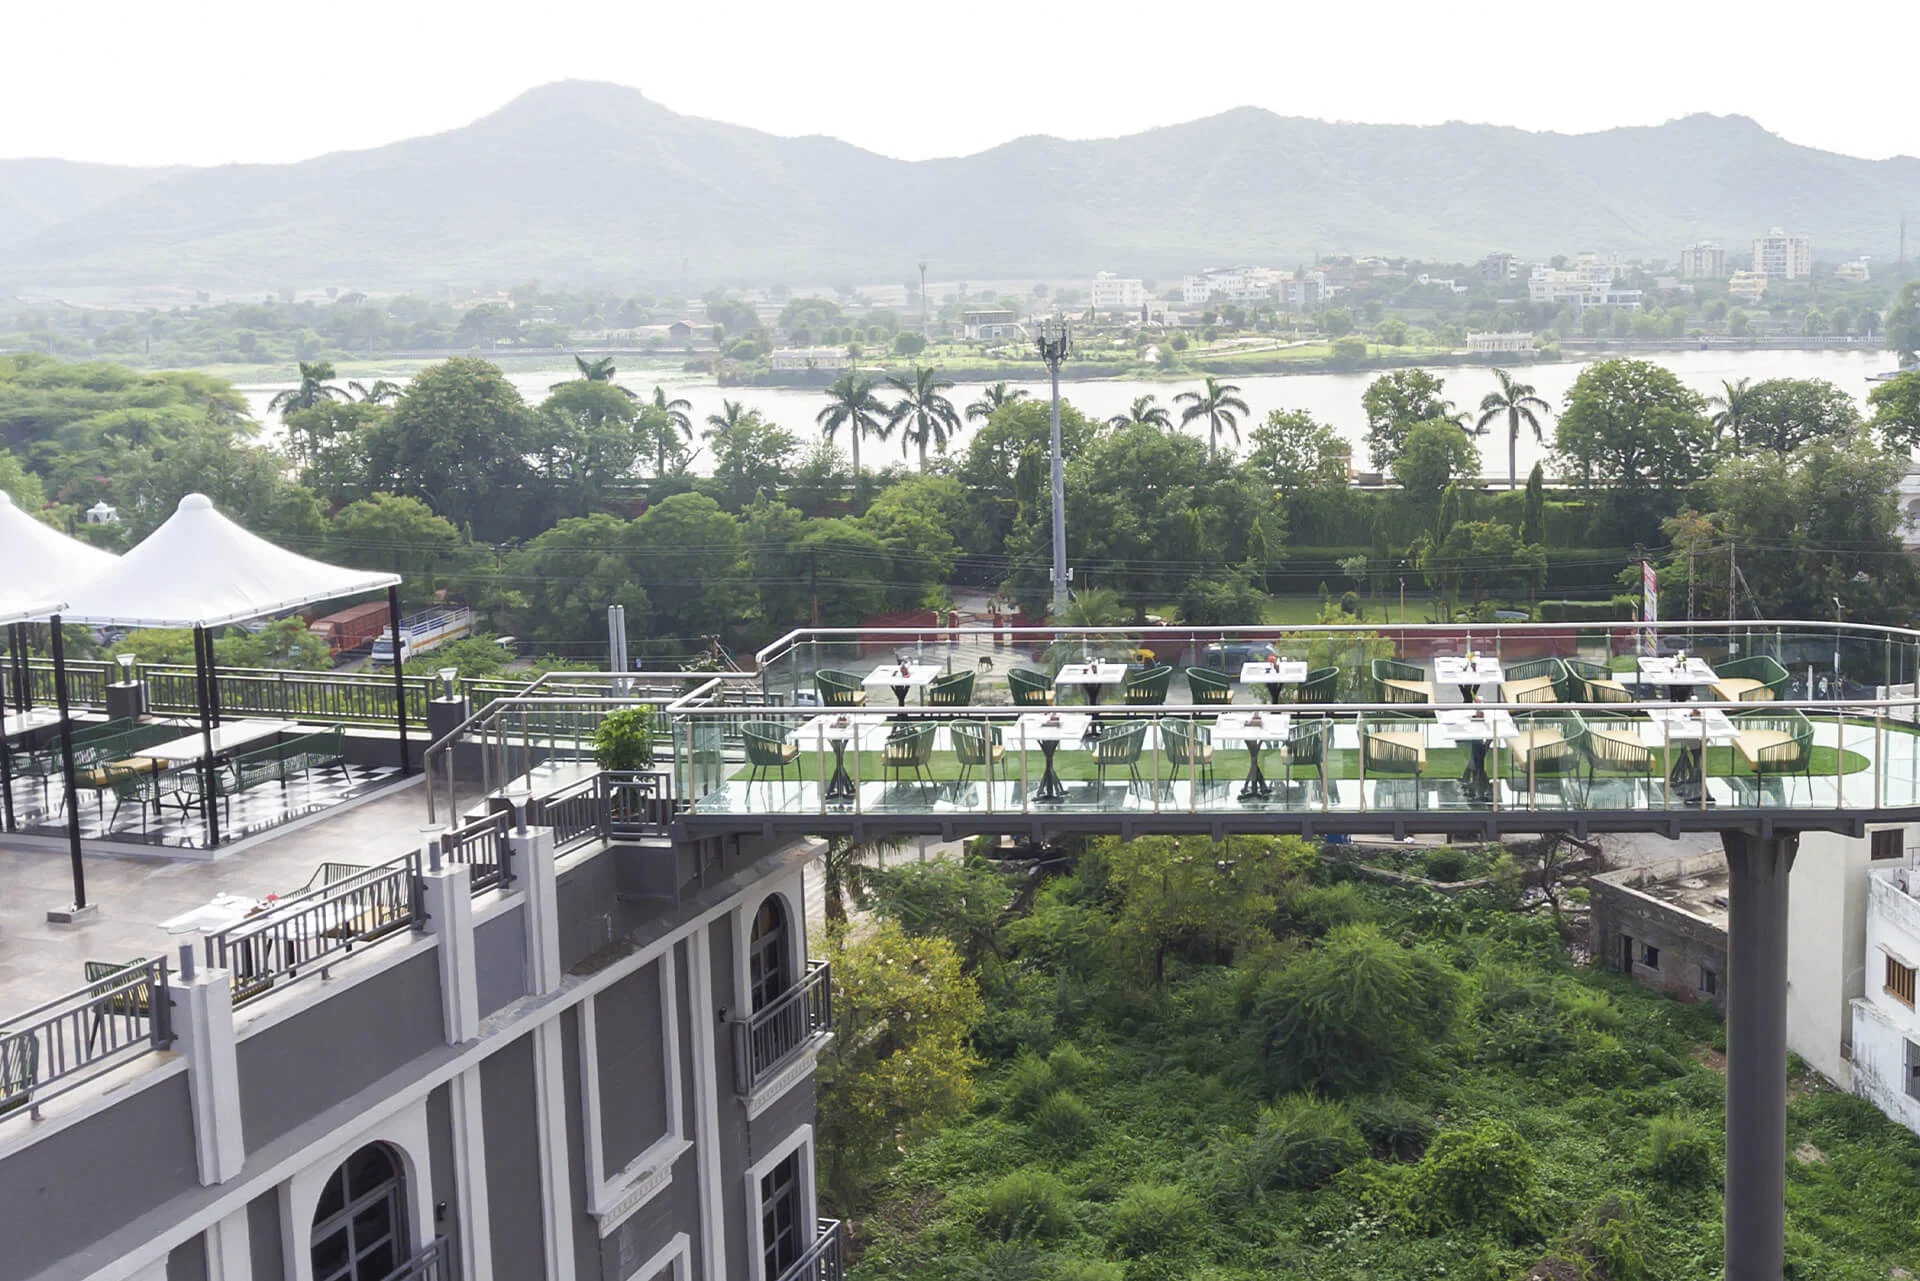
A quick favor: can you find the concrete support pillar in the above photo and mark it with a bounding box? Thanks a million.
[420,848,478,1044]
[105,678,148,724]
[448,1067,494,1281]
[203,1206,253,1281]
[1722,829,1799,1281]
[532,1020,575,1281]
[175,955,246,1185]
[512,823,561,996]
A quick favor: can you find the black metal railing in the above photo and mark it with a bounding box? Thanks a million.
[541,769,676,852]
[772,1219,847,1281]
[442,810,513,892]
[733,960,832,1095]
[204,854,423,1005]
[0,959,172,1121]
[24,657,109,708]
[391,1235,451,1281]
[145,665,437,728]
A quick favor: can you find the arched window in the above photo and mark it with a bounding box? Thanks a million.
[748,896,792,1014]
[311,1142,409,1281]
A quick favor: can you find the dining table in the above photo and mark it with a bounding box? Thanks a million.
[1238,660,1308,704]
[789,713,887,804]
[1433,656,1504,703]
[141,719,299,764]
[1634,655,1719,702]
[1210,710,1291,800]
[862,662,943,711]
[1015,712,1092,804]
[1642,706,1737,803]
[1433,707,1520,801]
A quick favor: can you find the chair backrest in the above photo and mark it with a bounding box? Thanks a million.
[1295,667,1340,705]
[83,957,147,991]
[814,670,863,706]
[1094,721,1147,764]
[1371,658,1423,683]
[1360,713,1426,772]
[1723,654,1790,696]
[0,1032,37,1113]
[1185,667,1234,705]
[1733,709,1814,770]
[1008,669,1055,706]
[301,861,370,895]
[106,762,158,799]
[925,670,975,706]
[1505,658,1564,685]
[884,724,935,766]
[1513,710,1586,768]
[950,719,995,766]
[1159,718,1206,766]
[1285,719,1327,764]
[72,717,135,747]
[1123,665,1173,706]
[742,719,794,766]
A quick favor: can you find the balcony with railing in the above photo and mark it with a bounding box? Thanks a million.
[772,1219,846,1281]
[733,960,832,1096]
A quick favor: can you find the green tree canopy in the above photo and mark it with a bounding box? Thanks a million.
[1246,409,1349,497]
[1733,378,1861,455]
[327,493,475,610]
[1869,370,1920,454]
[1361,369,1456,470]
[371,358,534,539]
[1391,419,1480,506]
[1553,359,1712,535]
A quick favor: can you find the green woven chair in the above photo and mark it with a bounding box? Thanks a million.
[1580,711,1657,791]
[83,958,153,1053]
[814,670,867,707]
[0,1033,36,1119]
[105,763,166,833]
[1278,719,1330,804]
[925,670,975,708]
[1564,659,1632,705]
[743,719,801,788]
[1360,712,1428,798]
[1293,666,1341,714]
[1092,721,1149,793]
[1371,659,1433,704]
[1503,710,1587,802]
[1712,655,1789,703]
[882,724,937,795]
[1123,665,1173,707]
[949,719,1003,787]
[295,862,370,896]
[1160,718,1215,795]
[1008,668,1057,707]
[1499,658,1564,705]
[1731,709,1814,780]
[1185,667,1235,706]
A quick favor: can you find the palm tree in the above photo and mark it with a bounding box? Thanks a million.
[1474,369,1552,488]
[887,366,962,469]
[819,834,900,926]
[1108,394,1172,430]
[551,354,636,397]
[816,373,891,475]
[640,386,694,475]
[1173,376,1251,458]
[347,379,401,405]
[966,381,1028,422]
[704,399,756,445]
[265,361,346,419]
[1707,377,1756,449]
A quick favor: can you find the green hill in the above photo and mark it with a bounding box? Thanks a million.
[6,81,1917,291]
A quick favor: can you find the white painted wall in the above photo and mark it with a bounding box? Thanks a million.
[1850,867,1920,1134]
[1788,825,1916,1085]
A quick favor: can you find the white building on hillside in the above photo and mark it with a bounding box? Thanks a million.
[1680,242,1726,279]
[1089,273,1145,311]
[962,309,1022,340]
[770,346,851,372]
[1753,227,1812,280]
[1836,258,1872,283]
[1467,332,1537,354]
[1728,270,1770,303]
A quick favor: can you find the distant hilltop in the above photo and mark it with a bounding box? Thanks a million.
[3,80,1918,292]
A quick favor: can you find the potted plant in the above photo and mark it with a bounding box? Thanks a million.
[593,708,656,773]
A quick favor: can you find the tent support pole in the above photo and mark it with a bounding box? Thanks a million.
[206,629,221,727]
[389,586,411,775]
[12,622,30,712]
[51,616,88,913]
[195,625,220,849]
[0,632,15,833]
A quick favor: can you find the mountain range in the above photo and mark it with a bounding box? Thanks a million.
[3,80,1917,294]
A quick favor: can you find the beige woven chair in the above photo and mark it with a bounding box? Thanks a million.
[1498,659,1564,705]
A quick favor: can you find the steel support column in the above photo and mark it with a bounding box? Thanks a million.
[194,625,220,849]
[51,617,86,908]
[1722,828,1797,1281]
[389,585,411,774]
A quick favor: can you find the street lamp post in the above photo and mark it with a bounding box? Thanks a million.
[1035,317,1072,615]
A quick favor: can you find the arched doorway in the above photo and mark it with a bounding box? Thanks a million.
[748,895,792,1014]
[310,1142,409,1281]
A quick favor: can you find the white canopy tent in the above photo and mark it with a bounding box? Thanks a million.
[57,493,409,848]
[0,492,117,912]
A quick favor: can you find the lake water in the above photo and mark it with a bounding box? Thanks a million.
[237,349,1899,479]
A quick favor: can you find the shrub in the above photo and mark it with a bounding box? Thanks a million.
[1423,848,1471,882]
[1351,1093,1434,1159]
[1641,1114,1716,1186]
[1283,882,1378,936]
[1217,1095,1367,1196]
[592,707,655,770]
[1046,1043,1096,1087]
[1338,590,1362,616]
[1004,1051,1057,1118]
[978,1168,1078,1241]
[1030,1090,1095,1147]
[1408,1119,1539,1239]
[1108,1182,1202,1257]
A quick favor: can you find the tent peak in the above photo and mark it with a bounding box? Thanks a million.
[179,493,214,512]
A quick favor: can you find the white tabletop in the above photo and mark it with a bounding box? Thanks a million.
[161,892,265,935]
[790,713,889,748]
[1434,656,1505,684]
[1433,708,1520,744]
[1637,656,1718,684]
[1054,662,1129,686]
[1,706,64,737]
[1014,712,1093,744]
[1210,710,1291,745]
[862,663,943,689]
[142,719,299,763]
[1641,707,1737,744]
[1239,661,1308,685]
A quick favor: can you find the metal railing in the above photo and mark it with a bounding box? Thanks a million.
[733,960,832,1095]
[391,1235,451,1281]
[540,769,677,852]
[204,854,423,1004]
[772,1219,847,1281]
[146,665,436,728]
[441,810,513,892]
[0,959,173,1121]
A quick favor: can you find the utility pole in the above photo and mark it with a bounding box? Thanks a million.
[1727,541,1737,619]
[918,259,929,338]
[809,548,820,627]
[1035,316,1072,615]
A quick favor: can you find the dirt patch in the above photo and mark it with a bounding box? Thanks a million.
[1524,1257,1585,1281]
[1692,1044,1727,1073]
[1793,1140,1828,1165]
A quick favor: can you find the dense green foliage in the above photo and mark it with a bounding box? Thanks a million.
[833,842,1920,1280]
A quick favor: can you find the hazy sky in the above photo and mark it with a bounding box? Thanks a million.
[7,0,1918,167]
